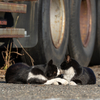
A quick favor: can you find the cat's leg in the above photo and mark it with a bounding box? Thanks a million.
[44,79,59,85]
[44,78,68,85]
[69,81,77,85]
[55,78,69,85]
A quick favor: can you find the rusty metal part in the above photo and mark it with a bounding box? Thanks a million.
[50,0,65,48]
[0,28,25,38]
[0,20,7,25]
[80,0,91,47]
[0,2,27,13]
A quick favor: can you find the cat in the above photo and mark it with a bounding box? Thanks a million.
[5,60,68,85]
[5,62,47,84]
[44,59,61,80]
[60,55,96,85]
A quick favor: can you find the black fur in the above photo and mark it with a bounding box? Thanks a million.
[5,62,47,84]
[45,60,58,79]
[27,67,47,84]
[60,57,96,85]
[5,60,58,84]
[5,63,30,84]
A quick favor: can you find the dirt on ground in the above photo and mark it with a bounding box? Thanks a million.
[0,65,99,100]
[89,65,100,85]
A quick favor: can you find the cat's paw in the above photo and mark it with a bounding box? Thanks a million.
[56,78,69,85]
[44,79,59,85]
[69,81,77,86]
[60,79,69,85]
[52,81,59,85]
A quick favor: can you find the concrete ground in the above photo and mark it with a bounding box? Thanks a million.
[0,66,99,100]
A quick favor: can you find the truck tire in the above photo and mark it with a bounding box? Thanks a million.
[90,0,100,65]
[21,0,69,66]
[68,0,96,67]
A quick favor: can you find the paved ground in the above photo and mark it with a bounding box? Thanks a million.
[0,66,100,100]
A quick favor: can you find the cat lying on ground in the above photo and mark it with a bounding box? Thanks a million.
[5,62,47,84]
[5,60,68,85]
[60,55,96,85]
[6,56,96,85]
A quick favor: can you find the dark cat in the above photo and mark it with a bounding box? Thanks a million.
[44,59,61,79]
[5,62,47,84]
[5,60,67,85]
[60,55,96,85]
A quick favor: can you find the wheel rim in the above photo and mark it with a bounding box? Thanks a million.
[50,0,65,48]
[80,0,92,47]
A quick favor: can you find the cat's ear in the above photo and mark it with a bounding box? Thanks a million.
[48,59,53,65]
[66,55,71,63]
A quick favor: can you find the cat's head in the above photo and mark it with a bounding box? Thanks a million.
[45,60,61,79]
[60,55,80,70]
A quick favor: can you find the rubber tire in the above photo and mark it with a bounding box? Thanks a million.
[90,0,100,65]
[21,0,69,66]
[68,0,96,67]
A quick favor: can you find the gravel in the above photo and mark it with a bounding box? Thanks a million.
[0,66,99,100]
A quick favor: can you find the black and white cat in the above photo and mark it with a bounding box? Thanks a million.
[5,60,68,85]
[5,62,47,84]
[60,55,96,85]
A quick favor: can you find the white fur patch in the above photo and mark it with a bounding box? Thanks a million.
[57,68,61,76]
[69,81,77,85]
[44,78,68,85]
[62,67,75,82]
[27,72,47,81]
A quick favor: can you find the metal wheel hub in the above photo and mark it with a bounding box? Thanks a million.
[50,0,65,48]
[80,0,92,47]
